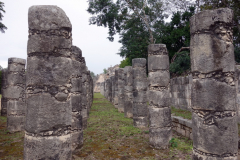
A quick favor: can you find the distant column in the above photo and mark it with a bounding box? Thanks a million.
[148,44,171,149]
[118,68,125,113]
[6,58,26,132]
[71,46,83,151]
[114,69,119,108]
[24,5,73,159]
[81,57,88,130]
[111,75,115,104]
[190,8,238,159]
[124,66,133,118]
[1,68,8,116]
[132,58,148,128]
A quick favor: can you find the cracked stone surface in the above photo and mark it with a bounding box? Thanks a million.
[190,8,238,160]
[24,5,73,160]
[148,44,171,149]
[132,58,148,128]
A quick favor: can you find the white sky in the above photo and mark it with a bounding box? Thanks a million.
[0,0,123,75]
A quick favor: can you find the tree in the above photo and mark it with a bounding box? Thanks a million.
[154,6,195,59]
[103,68,107,74]
[119,57,131,68]
[87,0,165,43]
[90,71,96,78]
[0,2,7,33]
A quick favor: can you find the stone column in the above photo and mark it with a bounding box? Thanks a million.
[6,58,26,132]
[1,68,8,116]
[190,8,238,159]
[109,76,113,102]
[86,70,91,117]
[71,46,83,152]
[24,6,73,159]
[118,68,125,113]
[114,69,119,108]
[81,57,88,130]
[111,75,115,104]
[148,44,171,149]
[132,58,148,128]
[124,66,133,118]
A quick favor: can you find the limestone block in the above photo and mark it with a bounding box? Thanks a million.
[192,112,238,156]
[132,58,146,68]
[190,33,235,73]
[148,106,171,128]
[133,69,147,79]
[148,55,169,71]
[25,93,71,133]
[27,57,80,86]
[192,79,236,111]
[148,71,170,87]
[6,73,26,86]
[148,90,170,107]
[149,127,172,149]
[24,134,72,160]
[3,86,24,99]
[132,102,148,117]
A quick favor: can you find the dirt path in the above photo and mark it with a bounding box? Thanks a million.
[74,93,193,160]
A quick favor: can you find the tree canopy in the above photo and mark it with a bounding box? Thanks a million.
[0,2,7,33]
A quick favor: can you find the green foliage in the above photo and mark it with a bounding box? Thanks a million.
[103,68,107,74]
[90,71,95,78]
[171,106,192,120]
[119,57,131,68]
[0,2,7,33]
[169,51,190,75]
[169,138,178,148]
[154,6,195,59]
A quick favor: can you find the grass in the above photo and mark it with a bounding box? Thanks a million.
[0,116,24,160]
[171,106,192,120]
[0,93,193,159]
[74,93,193,159]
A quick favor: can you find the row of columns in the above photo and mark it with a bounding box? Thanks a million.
[100,8,238,159]
[0,5,94,160]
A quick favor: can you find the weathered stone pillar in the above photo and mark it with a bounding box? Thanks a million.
[24,6,73,159]
[108,77,113,102]
[118,68,125,113]
[114,69,119,108]
[132,58,148,128]
[71,46,83,152]
[6,58,26,132]
[111,76,115,104]
[81,57,88,130]
[1,68,8,116]
[124,66,133,118]
[190,8,238,159]
[86,70,91,117]
[148,44,171,149]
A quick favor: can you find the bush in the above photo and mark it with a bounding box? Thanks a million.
[169,51,190,75]
[119,57,131,68]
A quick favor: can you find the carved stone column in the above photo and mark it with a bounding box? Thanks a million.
[124,66,133,118]
[190,8,238,159]
[132,58,148,128]
[70,46,83,152]
[114,69,119,108]
[148,44,171,149]
[118,68,125,113]
[24,5,73,159]
[81,57,88,130]
[1,68,8,116]
[6,58,26,132]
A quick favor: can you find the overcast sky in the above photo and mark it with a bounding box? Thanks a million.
[0,0,123,75]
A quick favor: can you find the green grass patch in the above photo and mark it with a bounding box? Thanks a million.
[171,106,192,120]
